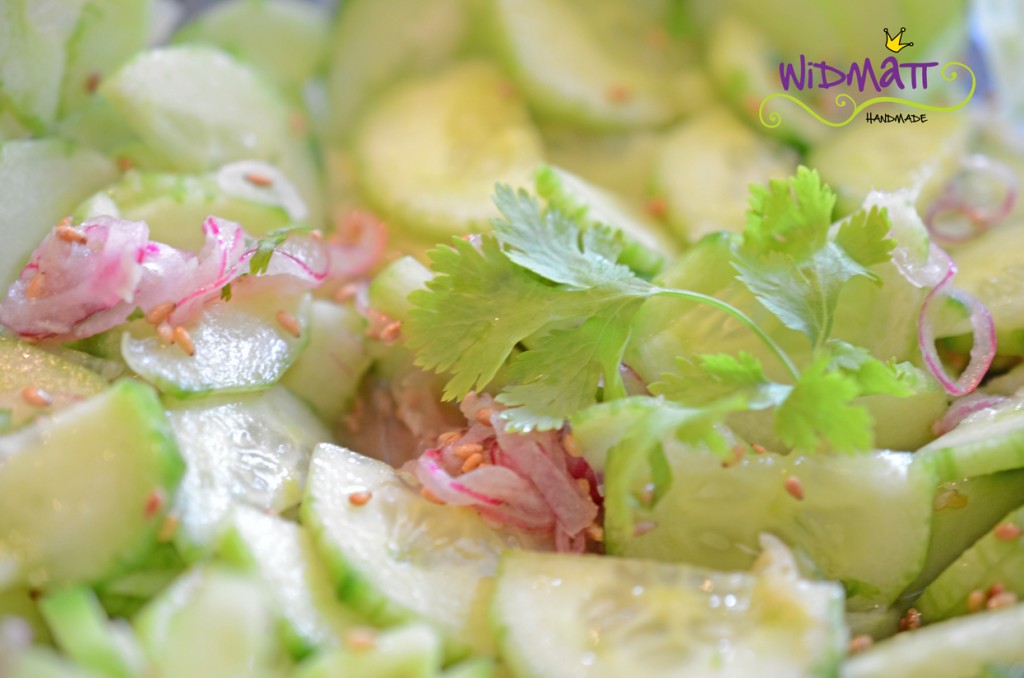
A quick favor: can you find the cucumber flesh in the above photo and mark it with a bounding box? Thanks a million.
[353,60,544,241]
[220,506,366,658]
[5,647,105,678]
[303,444,544,657]
[289,623,443,678]
[0,380,183,590]
[493,536,846,678]
[121,291,311,398]
[165,385,331,558]
[840,603,1024,678]
[366,257,433,323]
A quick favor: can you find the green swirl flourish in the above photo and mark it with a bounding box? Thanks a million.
[758,61,976,128]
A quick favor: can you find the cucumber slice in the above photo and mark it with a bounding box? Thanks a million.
[916,393,1024,482]
[134,566,287,678]
[58,0,152,118]
[0,138,118,287]
[0,0,88,128]
[93,541,184,620]
[0,586,51,646]
[325,0,469,141]
[171,0,328,97]
[166,385,330,557]
[56,95,138,155]
[99,45,291,173]
[652,107,798,242]
[608,435,937,610]
[121,290,311,398]
[840,603,1024,678]
[917,503,1024,621]
[0,380,183,590]
[366,257,433,323]
[38,587,145,678]
[289,623,443,678]
[0,336,108,431]
[281,300,372,426]
[303,444,543,657]
[441,657,498,678]
[221,506,366,658]
[72,168,294,252]
[492,537,846,678]
[353,60,544,241]
[485,0,679,130]
[5,647,105,678]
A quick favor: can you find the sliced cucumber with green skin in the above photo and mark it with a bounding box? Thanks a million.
[903,468,1024,600]
[122,291,311,398]
[917,503,1024,621]
[367,257,433,323]
[608,437,937,611]
[38,587,145,678]
[289,623,443,678]
[134,566,288,678]
[534,164,678,277]
[281,300,371,426]
[165,384,331,558]
[0,380,183,591]
[840,603,1024,678]
[303,444,544,658]
[353,60,544,241]
[325,0,469,142]
[56,94,139,155]
[916,393,1024,482]
[441,657,499,678]
[73,168,294,252]
[485,0,679,131]
[492,537,846,678]
[0,138,118,287]
[5,646,105,678]
[0,336,108,432]
[93,541,184,620]
[171,0,328,98]
[651,106,798,242]
[220,506,367,658]
[58,0,153,118]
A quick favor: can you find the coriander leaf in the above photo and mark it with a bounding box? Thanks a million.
[491,184,644,293]
[126,307,144,321]
[834,206,896,280]
[652,352,790,410]
[498,300,640,431]
[220,283,233,301]
[743,166,836,261]
[406,235,582,400]
[827,340,916,398]
[775,358,873,453]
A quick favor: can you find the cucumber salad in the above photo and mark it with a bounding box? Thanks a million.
[2,0,1024,676]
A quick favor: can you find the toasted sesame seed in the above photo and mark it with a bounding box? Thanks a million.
[25,272,45,300]
[309,229,323,242]
[934,487,968,511]
[453,443,484,459]
[988,582,1007,598]
[173,326,195,356]
[20,386,52,407]
[474,408,495,426]
[607,84,631,103]
[586,523,605,542]
[85,72,101,93]
[144,490,164,518]
[57,216,72,228]
[289,113,307,134]
[995,522,1022,541]
[156,321,174,344]
[348,491,373,506]
[848,634,874,654]
[334,283,359,302]
[461,453,484,473]
[144,301,176,325]
[752,444,768,455]
[346,628,377,650]
[633,521,657,537]
[563,432,582,457]
[437,430,461,446]
[117,156,134,171]
[898,608,921,632]
[576,477,591,495]
[276,310,302,338]
[967,589,987,612]
[244,172,273,187]
[645,197,668,219]
[987,590,1019,610]
[157,516,179,543]
[379,320,401,343]
[784,476,804,501]
[421,486,445,504]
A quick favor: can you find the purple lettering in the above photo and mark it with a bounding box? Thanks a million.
[819,62,848,89]
[845,59,881,93]
[878,56,905,89]
[779,55,806,91]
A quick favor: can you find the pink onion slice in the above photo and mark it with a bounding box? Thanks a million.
[932,391,1007,436]
[917,244,996,396]
[925,155,1019,244]
[326,210,387,281]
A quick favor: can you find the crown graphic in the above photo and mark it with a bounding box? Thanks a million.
[884,27,914,53]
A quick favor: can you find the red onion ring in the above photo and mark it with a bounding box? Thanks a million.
[925,155,1019,244]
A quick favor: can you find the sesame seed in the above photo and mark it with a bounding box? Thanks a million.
[987,590,1019,610]
[967,589,986,613]
[784,476,804,501]
[85,72,101,93]
[752,444,768,455]
[474,408,495,426]
[994,522,1022,541]
[379,320,401,343]
[346,628,377,650]
[437,431,461,446]
[563,433,582,457]
[988,582,1007,598]
[453,443,484,459]
[848,635,873,654]
[348,491,373,506]
[334,283,359,303]
[585,523,605,542]
[607,84,631,103]
[144,301,176,325]
[156,321,174,344]
[25,272,45,300]
[309,229,323,242]
[20,386,52,407]
[933,487,968,511]
[633,521,657,537]
[117,157,134,171]
[276,310,301,338]
[898,608,921,632]
[157,516,179,543]
[57,216,72,228]
[144,490,164,518]
[56,225,88,244]
[461,453,484,473]
[289,113,307,134]
[421,486,445,504]
[173,326,195,356]
[645,197,668,219]
[244,172,273,187]
[576,477,590,495]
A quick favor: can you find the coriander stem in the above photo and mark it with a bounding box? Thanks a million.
[652,287,800,381]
